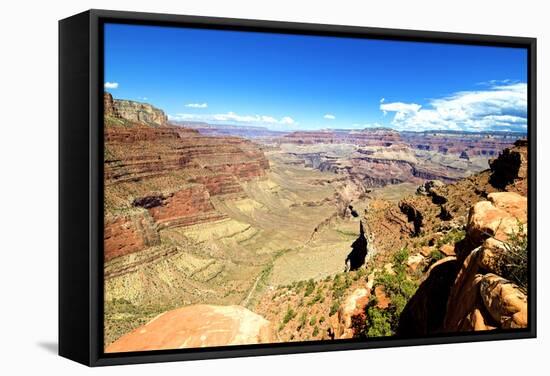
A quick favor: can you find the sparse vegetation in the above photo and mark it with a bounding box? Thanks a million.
[304,279,315,297]
[355,247,419,338]
[497,221,528,292]
[429,249,444,263]
[332,273,352,299]
[330,301,340,316]
[436,228,465,249]
[309,315,317,326]
[297,312,307,330]
[282,307,296,325]
[312,326,320,336]
[365,305,392,337]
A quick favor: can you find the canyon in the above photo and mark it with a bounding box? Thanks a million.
[103,94,528,351]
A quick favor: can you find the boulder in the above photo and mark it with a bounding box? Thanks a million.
[466,192,527,246]
[488,192,527,223]
[443,248,484,331]
[407,253,425,272]
[479,274,528,329]
[440,244,456,257]
[105,305,274,353]
[478,237,507,273]
[420,246,433,257]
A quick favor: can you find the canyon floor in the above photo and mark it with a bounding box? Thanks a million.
[104,149,369,346]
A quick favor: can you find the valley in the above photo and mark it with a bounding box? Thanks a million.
[102,94,529,351]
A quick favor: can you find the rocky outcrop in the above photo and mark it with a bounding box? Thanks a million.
[398,190,528,335]
[398,200,424,236]
[489,139,528,195]
[105,92,167,126]
[104,92,120,118]
[105,305,274,352]
[465,192,527,248]
[368,139,528,257]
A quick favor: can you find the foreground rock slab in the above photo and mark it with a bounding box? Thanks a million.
[105,305,274,352]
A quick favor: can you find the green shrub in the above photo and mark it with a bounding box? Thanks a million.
[332,273,351,299]
[304,279,315,297]
[308,291,324,306]
[353,247,419,337]
[498,221,528,292]
[329,301,340,316]
[282,307,296,325]
[436,229,465,248]
[309,315,317,326]
[312,326,320,337]
[297,312,307,330]
[365,306,392,337]
[429,249,444,263]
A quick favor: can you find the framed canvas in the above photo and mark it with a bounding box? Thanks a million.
[59,9,537,366]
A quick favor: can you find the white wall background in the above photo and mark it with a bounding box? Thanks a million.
[0,0,546,374]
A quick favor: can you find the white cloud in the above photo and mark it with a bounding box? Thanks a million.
[104,82,119,89]
[185,103,208,108]
[379,82,527,132]
[169,111,296,127]
[324,114,336,120]
[281,116,296,125]
[380,98,385,103]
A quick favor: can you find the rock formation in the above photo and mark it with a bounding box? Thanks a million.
[278,129,523,190]
[104,95,270,261]
[105,305,274,352]
[104,92,167,126]
[398,191,528,335]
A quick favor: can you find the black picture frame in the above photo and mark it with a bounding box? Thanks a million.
[59,9,537,367]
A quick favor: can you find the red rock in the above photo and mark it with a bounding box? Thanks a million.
[105,305,274,353]
[148,185,227,229]
[440,244,456,257]
[337,287,370,338]
[104,212,159,262]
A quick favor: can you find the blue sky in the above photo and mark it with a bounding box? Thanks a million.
[104,23,528,132]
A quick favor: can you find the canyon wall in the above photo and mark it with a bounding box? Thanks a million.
[276,128,523,189]
[103,94,270,261]
[281,128,522,158]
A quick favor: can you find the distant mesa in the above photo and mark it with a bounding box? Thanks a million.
[104,92,167,127]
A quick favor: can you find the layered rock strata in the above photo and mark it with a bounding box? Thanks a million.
[103,95,270,261]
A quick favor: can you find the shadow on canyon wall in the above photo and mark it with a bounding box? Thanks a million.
[345,221,369,271]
